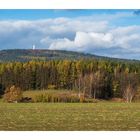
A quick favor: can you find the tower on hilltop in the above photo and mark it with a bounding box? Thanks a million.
[32,44,36,50]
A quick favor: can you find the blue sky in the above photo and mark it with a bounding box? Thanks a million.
[0,10,132,19]
[0,9,140,59]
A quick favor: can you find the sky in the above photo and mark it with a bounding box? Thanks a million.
[0,9,140,59]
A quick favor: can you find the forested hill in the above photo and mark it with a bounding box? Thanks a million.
[0,49,140,100]
[0,49,102,62]
[0,49,139,63]
[0,49,137,62]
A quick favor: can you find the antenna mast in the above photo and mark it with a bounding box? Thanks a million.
[33,44,36,50]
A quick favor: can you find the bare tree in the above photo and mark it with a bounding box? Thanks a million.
[92,71,104,99]
[123,84,136,103]
[121,73,138,103]
[77,74,83,98]
[89,73,94,98]
[84,71,104,99]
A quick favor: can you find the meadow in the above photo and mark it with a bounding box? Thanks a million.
[0,102,140,131]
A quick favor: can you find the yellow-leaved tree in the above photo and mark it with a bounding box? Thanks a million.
[3,85,22,103]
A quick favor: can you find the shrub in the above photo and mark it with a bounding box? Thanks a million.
[47,85,57,89]
[80,96,85,103]
[84,98,99,103]
[33,93,81,103]
[3,85,22,103]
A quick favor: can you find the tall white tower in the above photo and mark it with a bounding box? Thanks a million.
[33,44,36,50]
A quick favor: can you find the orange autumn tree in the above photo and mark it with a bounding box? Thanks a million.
[4,85,22,103]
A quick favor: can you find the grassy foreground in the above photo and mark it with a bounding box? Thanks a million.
[0,103,140,130]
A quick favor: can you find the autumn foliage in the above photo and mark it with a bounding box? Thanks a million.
[3,85,22,102]
[0,59,140,102]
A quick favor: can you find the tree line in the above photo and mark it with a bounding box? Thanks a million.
[0,59,140,102]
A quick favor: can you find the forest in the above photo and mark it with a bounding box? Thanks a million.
[0,58,140,102]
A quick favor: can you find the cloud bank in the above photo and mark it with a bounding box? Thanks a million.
[0,12,140,59]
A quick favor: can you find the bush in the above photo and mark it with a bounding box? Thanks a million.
[80,96,85,103]
[47,85,57,89]
[33,93,81,103]
[84,98,99,103]
[3,85,22,103]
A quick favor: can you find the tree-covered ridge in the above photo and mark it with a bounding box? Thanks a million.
[0,59,140,101]
[0,49,100,62]
[0,49,139,62]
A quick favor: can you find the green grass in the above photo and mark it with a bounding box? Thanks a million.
[0,102,140,130]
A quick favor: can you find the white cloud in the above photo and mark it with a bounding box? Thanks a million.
[0,18,109,49]
[49,31,113,52]
[48,28,140,57]
[50,38,76,50]
[0,12,140,59]
[110,25,140,36]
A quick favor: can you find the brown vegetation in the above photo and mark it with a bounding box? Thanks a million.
[3,85,22,103]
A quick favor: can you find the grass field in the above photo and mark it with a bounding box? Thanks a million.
[0,102,140,131]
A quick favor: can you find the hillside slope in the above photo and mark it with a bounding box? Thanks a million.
[0,49,103,62]
[0,49,138,62]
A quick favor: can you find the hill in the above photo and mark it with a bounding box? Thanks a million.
[0,49,104,62]
[0,49,138,62]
